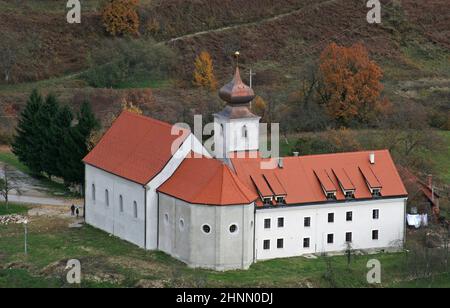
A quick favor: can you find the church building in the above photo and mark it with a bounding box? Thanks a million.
[83,64,408,271]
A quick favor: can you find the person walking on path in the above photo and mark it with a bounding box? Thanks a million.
[76,207,80,218]
[71,204,76,216]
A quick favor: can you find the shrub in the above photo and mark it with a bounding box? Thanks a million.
[102,0,140,36]
[82,38,176,88]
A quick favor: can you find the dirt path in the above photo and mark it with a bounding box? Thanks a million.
[0,153,82,207]
[165,0,338,44]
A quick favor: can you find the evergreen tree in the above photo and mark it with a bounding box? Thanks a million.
[50,105,73,178]
[59,101,99,185]
[12,89,44,175]
[39,94,60,178]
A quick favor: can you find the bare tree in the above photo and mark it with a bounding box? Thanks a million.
[0,165,20,209]
[0,33,19,83]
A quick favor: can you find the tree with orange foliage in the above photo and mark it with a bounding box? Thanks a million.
[102,0,140,36]
[318,43,390,126]
[193,51,218,91]
[251,96,268,121]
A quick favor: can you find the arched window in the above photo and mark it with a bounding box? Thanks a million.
[242,125,248,138]
[119,195,124,213]
[179,218,185,231]
[105,189,109,206]
[133,201,138,218]
[92,184,96,201]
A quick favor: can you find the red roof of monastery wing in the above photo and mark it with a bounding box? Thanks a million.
[83,111,189,185]
[231,150,407,206]
[158,154,258,206]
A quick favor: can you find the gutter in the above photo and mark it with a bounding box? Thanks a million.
[256,195,409,210]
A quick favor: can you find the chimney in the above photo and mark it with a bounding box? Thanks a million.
[369,153,375,164]
[293,152,299,157]
[278,158,284,169]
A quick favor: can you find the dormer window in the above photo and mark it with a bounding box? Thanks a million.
[359,166,382,199]
[314,169,337,201]
[344,190,355,199]
[263,197,272,205]
[275,196,286,204]
[326,192,337,200]
[372,188,382,197]
[332,168,356,200]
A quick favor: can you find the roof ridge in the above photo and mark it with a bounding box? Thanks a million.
[121,110,188,131]
[281,149,389,160]
[226,166,256,202]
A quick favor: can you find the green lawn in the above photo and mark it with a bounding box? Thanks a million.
[0,215,448,288]
[0,152,30,174]
[0,203,29,216]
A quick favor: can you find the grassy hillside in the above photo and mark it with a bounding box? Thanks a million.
[0,0,448,178]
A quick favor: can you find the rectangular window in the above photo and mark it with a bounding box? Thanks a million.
[346,211,353,222]
[264,218,271,229]
[304,217,311,227]
[303,238,310,248]
[327,234,334,244]
[278,217,284,228]
[263,240,270,250]
[328,213,334,223]
[372,230,379,240]
[373,209,379,220]
[277,238,284,249]
[346,232,353,243]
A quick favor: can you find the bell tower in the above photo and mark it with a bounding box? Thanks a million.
[214,53,261,159]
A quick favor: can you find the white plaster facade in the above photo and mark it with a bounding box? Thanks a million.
[158,193,255,271]
[254,198,407,261]
[213,115,260,159]
[85,133,209,250]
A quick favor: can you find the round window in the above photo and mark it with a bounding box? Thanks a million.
[202,224,211,234]
[229,224,238,234]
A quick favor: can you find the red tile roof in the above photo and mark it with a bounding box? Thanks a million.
[332,168,355,191]
[263,173,287,196]
[231,150,407,206]
[83,111,189,185]
[158,154,258,206]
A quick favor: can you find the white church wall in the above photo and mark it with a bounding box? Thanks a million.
[158,192,255,271]
[145,134,209,250]
[254,197,406,261]
[85,164,146,248]
[214,116,260,158]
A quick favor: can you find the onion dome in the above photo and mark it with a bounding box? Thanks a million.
[219,67,255,105]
